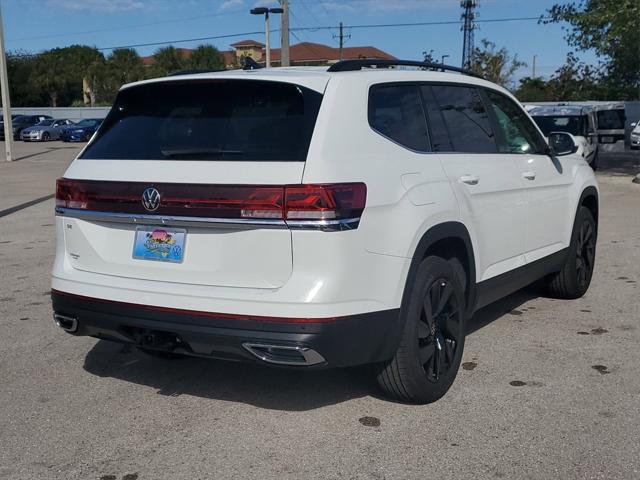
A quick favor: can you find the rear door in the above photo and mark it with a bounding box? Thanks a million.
[423,84,528,282]
[58,78,324,289]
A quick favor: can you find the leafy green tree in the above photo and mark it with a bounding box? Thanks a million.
[147,46,188,78]
[515,77,555,102]
[94,48,146,103]
[545,0,640,99]
[188,44,225,71]
[6,52,47,106]
[108,48,145,84]
[32,45,104,106]
[469,39,525,88]
[32,48,68,107]
[515,54,604,102]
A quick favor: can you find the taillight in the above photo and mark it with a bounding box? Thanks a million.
[55,179,366,228]
[56,178,88,209]
[284,183,366,220]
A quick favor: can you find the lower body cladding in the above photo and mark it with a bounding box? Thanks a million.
[51,290,402,368]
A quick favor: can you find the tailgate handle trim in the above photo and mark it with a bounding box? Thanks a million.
[55,207,360,232]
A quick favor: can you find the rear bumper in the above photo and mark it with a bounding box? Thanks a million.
[51,290,401,368]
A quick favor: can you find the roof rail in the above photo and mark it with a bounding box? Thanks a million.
[327,59,484,79]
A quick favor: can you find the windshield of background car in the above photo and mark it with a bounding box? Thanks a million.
[532,115,585,136]
[597,109,625,130]
[75,120,97,127]
[80,79,323,161]
[12,116,31,125]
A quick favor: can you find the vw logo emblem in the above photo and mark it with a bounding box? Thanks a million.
[141,187,161,212]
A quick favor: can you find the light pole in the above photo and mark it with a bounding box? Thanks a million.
[441,54,450,66]
[0,3,13,162]
[250,7,283,68]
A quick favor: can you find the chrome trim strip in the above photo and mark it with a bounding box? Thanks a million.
[55,207,361,231]
[55,207,287,230]
[286,217,361,231]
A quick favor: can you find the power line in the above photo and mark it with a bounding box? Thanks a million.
[7,8,248,43]
[7,16,550,57]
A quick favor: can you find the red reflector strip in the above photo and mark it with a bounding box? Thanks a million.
[55,179,366,222]
[52,289,342,324]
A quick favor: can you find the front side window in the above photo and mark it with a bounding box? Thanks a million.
[81,80,323,161]
[369,84,429,152]
[430,85,497,153]
[486,91,545,154]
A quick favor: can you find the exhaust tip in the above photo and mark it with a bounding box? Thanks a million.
[54,313,78,333]
[242,342,325,366]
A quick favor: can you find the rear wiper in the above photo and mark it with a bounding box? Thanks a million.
[161,148,244,159]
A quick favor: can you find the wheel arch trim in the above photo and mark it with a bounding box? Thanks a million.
[386,222,478,359]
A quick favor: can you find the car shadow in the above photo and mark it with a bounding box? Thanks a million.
[82,289,540,410]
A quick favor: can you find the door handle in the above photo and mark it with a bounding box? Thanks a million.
[459,174,480,185]
[522,171,536,180]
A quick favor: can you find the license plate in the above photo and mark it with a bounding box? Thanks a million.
[601,136,614,143]
[132,226,186,263]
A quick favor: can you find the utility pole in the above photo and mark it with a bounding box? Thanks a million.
[333,22,350,61]
[460,0,478,70]
[265,11,271,67]
[0,3,13,162]
[280,0,290,67]
[532,54,537,78]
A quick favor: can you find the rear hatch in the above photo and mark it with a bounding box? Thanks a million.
[57,76,325,289]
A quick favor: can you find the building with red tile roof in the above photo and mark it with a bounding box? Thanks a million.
[141,40,395,68]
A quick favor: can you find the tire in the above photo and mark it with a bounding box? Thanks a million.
[137,347,186,360]
[545,206,596,299]
[376,256,466,404]
[42,132,50,142]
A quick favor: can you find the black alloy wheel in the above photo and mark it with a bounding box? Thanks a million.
[575,218,596,288]
[418,277,462,382]
[376,256,466,403]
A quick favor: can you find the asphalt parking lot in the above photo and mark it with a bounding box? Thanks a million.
[1,142,639,480]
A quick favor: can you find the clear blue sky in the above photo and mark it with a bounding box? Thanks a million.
[3,0,596,82]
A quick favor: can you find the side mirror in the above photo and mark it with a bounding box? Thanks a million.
[548,131,579,156]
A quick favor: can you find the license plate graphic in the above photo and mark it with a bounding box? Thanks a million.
[132,227,186,263]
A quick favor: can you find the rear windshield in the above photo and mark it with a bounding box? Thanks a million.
[81,79,323,161]
[597,109,625,130]
[533,115,585,137]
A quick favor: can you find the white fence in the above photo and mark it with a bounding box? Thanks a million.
[10,107,111,121]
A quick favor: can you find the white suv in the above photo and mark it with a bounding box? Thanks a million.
[52,60,598,403]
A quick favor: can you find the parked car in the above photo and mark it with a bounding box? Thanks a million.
[530,105,599,169]
[595,103,626,145]
[59,118,103,142]
[0,114,52,140]
[20,118,75,142]
[630,120,640,150]
[52,61,598,404]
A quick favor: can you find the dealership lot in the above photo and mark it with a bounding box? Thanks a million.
[1,142,639,479]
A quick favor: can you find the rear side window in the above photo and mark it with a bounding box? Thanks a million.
[368,84,429,152]
[429,85,497,153]
[81,80,323,161]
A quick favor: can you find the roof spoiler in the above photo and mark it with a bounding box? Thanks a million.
[327,59,484,79]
